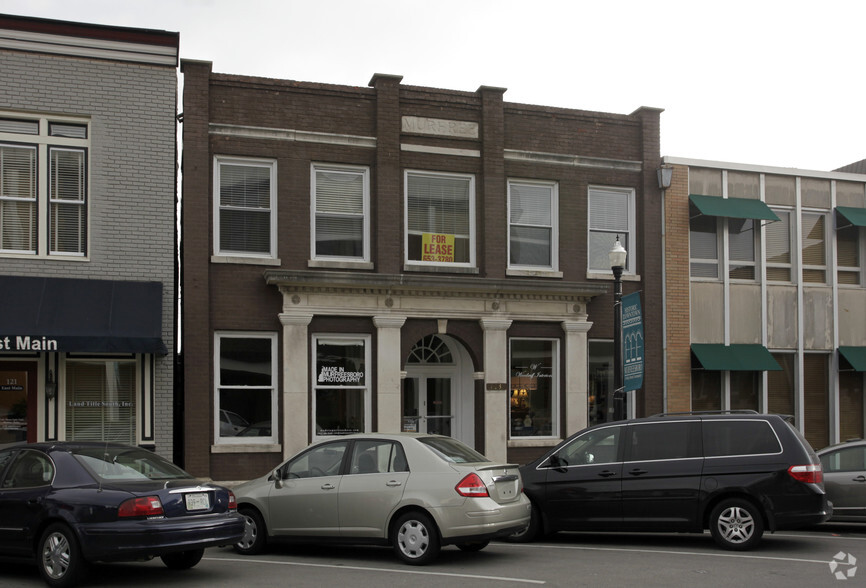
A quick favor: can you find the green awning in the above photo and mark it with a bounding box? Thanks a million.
[689,194,780,222]
[691,344,782,371]
[836,206,866,228]
[839,347,866,371]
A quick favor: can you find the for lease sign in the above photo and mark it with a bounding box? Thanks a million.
[422,233,454,263]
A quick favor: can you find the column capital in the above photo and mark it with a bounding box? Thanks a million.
[373,315,407,329]
[561,320,593,334]
[279,312,313,327]
[480,318,512,332]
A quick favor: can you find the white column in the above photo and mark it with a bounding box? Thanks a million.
[279,312,313,459]
[373,315,407,433]
[562,320,593,435]
[480,318,512,462]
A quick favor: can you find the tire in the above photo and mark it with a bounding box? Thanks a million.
[160,549,204,570]
[234,507,267,555]
[709,498,764,551]
[392,511,440,565]
[38,523,87,588]
[456,540,490,552]
[505,502,541,543]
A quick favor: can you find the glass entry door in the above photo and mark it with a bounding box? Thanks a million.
[402,376,453,436]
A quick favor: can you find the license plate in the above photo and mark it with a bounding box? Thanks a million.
[184,492,210,511]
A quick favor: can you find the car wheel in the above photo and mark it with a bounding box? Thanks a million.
[234,507,267,555]
[709,498,764,551]
[456,540,490,552]
[505,502,541,543]
[38,523,87,588]
[160,549,204,570]
[392,511,440,565]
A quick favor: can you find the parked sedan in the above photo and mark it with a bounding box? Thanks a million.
[818,438,866,522]
[232,433,530,564]
[0,442,245,587]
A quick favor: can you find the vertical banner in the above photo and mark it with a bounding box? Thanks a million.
[622,292,644,392]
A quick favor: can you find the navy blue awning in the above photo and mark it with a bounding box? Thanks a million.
[0,276,167,354]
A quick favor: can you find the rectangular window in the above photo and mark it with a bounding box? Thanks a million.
[508,179,557,270]
[65,360,136,444]
[768,353,795,415]
[215,333,278,444]
[803,353,829,450]
[311,164,369,261]
[0,114,89,257]
[689,202,718,278]
[702,420,781,457]
[691,369,721,411]
[839,371,864,441]
[802,213,827,283]
[405,170,474,266]
[728,218,756,280]
[313,335,371,437]
[766,209,792,282]
[588,186,635,273]
[509,338,558,438]
[214,157,276,258]
[836,218,861,285]
[729,371,759,411]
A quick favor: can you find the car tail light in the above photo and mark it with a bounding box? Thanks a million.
[455,473,490,497]
[228,491,237,511]
[788,464,823,485]
[118,496,164,518]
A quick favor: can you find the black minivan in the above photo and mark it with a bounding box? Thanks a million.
[512,412,831,550]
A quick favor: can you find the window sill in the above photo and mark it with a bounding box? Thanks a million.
[211,255,281,266]
[586,271,641,282]
[211,443,281,453]
[308,259,374,270]
[507,438,561,448]
[403,264,479,274]
[507,268,563,279]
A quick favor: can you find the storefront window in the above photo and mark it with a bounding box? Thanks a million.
[691,370,721,411]
[65,360,135,444]
[314,336,370,436]
[509,339,557,438]
[589,340,613,426]
[215,333,277,443]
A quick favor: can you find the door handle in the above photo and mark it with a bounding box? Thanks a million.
[628,469,648,476]
[320,483,336,490]
[853,475,866,483]
[386,480,403,487]
[597,470,617,478]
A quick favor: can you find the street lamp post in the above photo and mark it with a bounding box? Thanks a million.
[609,237,627,421]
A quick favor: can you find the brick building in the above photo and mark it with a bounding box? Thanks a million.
[0,15,178,456]
[180,61,664,480]
[662,157,866,449]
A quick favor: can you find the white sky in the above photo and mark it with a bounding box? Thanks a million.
[4,0,864,171]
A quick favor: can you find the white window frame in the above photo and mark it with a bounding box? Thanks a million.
[213,332,279,446]
[213,156,277,260]
[588,186,636,274]
[311,333,372,441]
[404,169,476,268]
[507,179,559,272]
[0,112,90,259]
[310,163,370,263]
[508,337,560,440]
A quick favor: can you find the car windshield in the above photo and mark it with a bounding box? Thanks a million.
[418,437,489,463]
[72,446,191,481]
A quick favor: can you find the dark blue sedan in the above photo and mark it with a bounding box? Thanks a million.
[0,442,245,587]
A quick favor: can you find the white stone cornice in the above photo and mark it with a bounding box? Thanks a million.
[210,123,376,148]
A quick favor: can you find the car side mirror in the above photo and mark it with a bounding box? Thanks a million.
[548,454,568,472]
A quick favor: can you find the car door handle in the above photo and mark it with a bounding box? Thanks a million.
[628,469,648,476]
[853,475,866,483]
[386,480,403,487]
[597,470,617,478]
[320,483,336,490]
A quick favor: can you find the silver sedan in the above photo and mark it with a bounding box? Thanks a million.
[817,438,866,522]
[232,433,531,564]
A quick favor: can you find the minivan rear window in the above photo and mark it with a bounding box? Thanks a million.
[703,420,782,457]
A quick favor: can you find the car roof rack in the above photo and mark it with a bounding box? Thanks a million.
[652,409,760,417]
